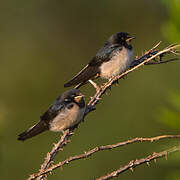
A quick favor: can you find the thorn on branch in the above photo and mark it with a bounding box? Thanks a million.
[95,145,180,180]
[146,162,150,167]
[130,167,134,172]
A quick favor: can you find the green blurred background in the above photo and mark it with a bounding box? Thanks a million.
[1,0,180,179]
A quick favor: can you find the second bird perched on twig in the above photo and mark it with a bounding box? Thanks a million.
[64,32,135,91]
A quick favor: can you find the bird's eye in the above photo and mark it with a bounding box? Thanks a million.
[67,103,74,109]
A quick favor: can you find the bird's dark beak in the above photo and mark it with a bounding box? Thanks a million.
[74,95,84,103]
[126,36,135,42]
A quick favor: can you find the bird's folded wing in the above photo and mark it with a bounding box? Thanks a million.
[64,64,99,87]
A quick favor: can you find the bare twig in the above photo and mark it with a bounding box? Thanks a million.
[34,130,73,180]
[95,145,180,180]
[85,43,180,114]
[29,134,180,179]
[28,43,180,180]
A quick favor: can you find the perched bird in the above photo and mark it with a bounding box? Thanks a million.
[18,89,85,141]
[64,32,135,90]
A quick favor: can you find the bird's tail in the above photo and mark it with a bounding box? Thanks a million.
[18,121,49,141]
[64,65,99,87]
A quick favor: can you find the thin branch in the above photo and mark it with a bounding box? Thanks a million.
[34,130,73,180]
[95,145,180,180]
[29,134,180,179]
[28,43,180,180]
[145,57,180,65]
[85,43,180,113]
[147,41,162,52]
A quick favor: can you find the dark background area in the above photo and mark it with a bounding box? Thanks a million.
[0,0,180,179]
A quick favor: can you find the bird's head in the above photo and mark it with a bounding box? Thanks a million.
[63,89,85,108]
[107,32,135,47]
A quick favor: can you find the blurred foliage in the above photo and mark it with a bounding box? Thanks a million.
[162,0,180,42]
[160,0,180,180]
[159,92,180,130]
[167,171,180,180]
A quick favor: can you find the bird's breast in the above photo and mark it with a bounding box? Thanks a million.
[100,47,133,79]
[49,103,85,132]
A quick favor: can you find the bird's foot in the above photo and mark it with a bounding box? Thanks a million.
[88,80,101,92]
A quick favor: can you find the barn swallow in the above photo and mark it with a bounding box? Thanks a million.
[64,32,135,90]
[18,89,85,141]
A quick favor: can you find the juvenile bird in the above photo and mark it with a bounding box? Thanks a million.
[18,89,85,141]
[64,32,135,90]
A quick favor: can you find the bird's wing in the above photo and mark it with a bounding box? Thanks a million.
[18,96,66,141]
[89,44,122,66]
[18,120,49,141]
[64,44,121,87]
[64,64,99,87]
[40,96,65,121]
